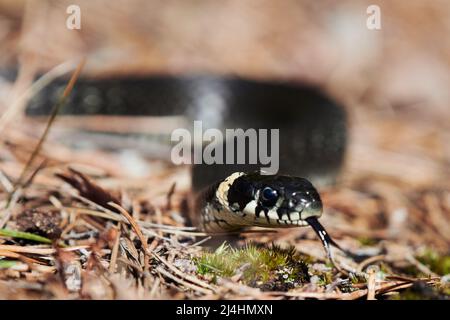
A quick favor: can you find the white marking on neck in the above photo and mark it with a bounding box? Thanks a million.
[215,172,245,208]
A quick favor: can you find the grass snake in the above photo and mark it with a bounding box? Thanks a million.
[25,74,348,262]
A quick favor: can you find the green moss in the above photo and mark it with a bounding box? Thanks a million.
[378,262,392,275]
[349,272,367,284]
[416,249,450,276]
[357,237,378,246]
[441,285,450,296]
[195,242,309,290]
[315,273,333,286]
[401,266,422,277]
[0,260,17,268]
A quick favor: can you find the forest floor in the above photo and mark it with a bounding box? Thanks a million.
[0,1,449,299]
[0,91,448,300]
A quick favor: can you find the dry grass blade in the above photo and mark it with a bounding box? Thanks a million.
[22,159,48,188]
[64,207,125,223]
[0,189,21,229]
[165,182,176,210]
[0,60,77,135]
[278,290,369,300]
[13,59,86,193]
[109,225,121,273]
[0,250,43,266]
[367,268,377,300]
[0,170,13,193]
[0,245,88,255]
[108,203,148,254]
[156,266,213,295]
[56,168,121,212]
[152,252,216,291]
[107,202,150,275]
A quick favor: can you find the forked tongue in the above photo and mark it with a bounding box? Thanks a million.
[305,217,344,264]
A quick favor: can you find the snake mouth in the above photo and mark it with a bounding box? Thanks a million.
[297,200,323,220]
[305,217,343,261]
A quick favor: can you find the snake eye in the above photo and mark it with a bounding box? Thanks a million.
[261,187,278,206]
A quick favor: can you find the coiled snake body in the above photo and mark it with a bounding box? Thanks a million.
[26,74,347,260]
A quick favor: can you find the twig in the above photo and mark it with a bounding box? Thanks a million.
[12,58,85,193]
[66,207,125,222]
[0,244,88,255]
[156,266,213,295]
[152,251,216,291]
[0,170,13,193]
[0,188,21,229]
[0,60,77,135]
[165,182,176,211]
[367,268,377,300]
[189,236,213,247]
[0,249,43,265]
[108,202,150,275]
[22,158,48,188]
[117,257,144,274]
[275,289,369,300]
[357,255,386,272]
[138,221,197,231]
[108,203,148,254]
[109,225,121,273]
[405,253,439,278]
[141,228,176,243]
[149,277,161,299]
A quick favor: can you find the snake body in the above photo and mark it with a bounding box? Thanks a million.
[24,74,347,259]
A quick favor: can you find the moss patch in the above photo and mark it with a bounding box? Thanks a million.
[388,281,449,300]
[357,237,378,246]
[416,249,450,276]
[195,242,310,291]
[0,260,17,269]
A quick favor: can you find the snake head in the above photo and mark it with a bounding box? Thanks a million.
[212,171,344,264]
[224,172,323,226]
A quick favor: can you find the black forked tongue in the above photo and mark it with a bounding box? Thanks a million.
[305,217,345,264]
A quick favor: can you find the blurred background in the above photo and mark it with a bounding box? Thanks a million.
[0,0,449,241]
[0,0,449,182]
[0,0,448,299]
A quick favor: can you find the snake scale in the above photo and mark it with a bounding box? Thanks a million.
[25,74,348,261]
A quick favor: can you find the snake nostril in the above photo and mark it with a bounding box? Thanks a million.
[309,200,323,212]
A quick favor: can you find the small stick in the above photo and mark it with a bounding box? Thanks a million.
[156,266,213,295]
[109,225,121,273]
[367,267,377,300]
[0,244,88,255]
[152,251,216,291]
[357,255,386,272]
[108,202,150,274]
[165,182,176,211]
[13,58,85,193]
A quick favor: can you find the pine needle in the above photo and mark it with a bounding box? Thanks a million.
[0,228,52,244]
[12,58,86,194]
